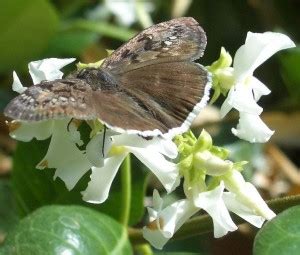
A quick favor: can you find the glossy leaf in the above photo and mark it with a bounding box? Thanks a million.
[0,205,132,255]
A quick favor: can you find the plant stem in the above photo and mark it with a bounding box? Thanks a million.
[129,194,300,244]
[62,19,137,41]
[119,155,131,226]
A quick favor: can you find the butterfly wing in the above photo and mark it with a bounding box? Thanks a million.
[94,17,210,137]
[101,17,207,73]
[4,79,96,121]
[93,61,210,137]
[4,17,210,138]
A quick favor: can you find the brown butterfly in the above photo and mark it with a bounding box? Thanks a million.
[4,17,211,138]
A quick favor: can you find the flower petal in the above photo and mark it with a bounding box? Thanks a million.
[105,0,136,26]
[152,189,163,212]
[143,195,198,250]
[112,134,178,159]
[86,131,113,167]
[232,112,274,143]
[193,182,237,238]
[233,32,295,80]
[12,71,27,93]
[36,120,91,190]
[221,83,263,117]
[250,77,271,101]
[82,154,127,203]
[28,58,76,84]
[129,147,180,193]
[223,192,266,228]
[9,120,54,142]
[220,88,234,117]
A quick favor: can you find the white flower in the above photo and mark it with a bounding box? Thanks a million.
[144,163,276,249]
[143,190,198,249]
[8,57,180,205]
[8,58,76,141]
[82,134,180,203]
[220,32,295,143]
[104,0,154,26]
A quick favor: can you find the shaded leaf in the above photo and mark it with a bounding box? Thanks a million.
[0,0,59,73]
[254,205,300,255]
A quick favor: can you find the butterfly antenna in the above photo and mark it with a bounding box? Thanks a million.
[67,118,81,149]
[67,118,74,132]
[102,125,107,157]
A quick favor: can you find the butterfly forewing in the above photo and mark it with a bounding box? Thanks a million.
[101,17,207,73]
[4,79,96,121]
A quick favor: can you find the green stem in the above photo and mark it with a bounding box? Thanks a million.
[128,194,300,244]
[119,155,132,226]
[135,0,153,28]
[62,19,137,41]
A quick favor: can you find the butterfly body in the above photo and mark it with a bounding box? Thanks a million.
[4,17,211,138]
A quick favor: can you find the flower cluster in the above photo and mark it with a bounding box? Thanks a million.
[209,32,295,143]
[142,130,275,249]
[8,58,180,204]
[6,30,295,250]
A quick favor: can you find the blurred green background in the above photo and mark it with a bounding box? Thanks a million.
[0,1,299,254]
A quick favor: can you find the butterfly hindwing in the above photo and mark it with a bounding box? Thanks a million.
[101,17,207,73]
[92,62,210,136]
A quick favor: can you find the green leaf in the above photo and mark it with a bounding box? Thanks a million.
[253,205,300,255]
[0,205,132,255]
[12,136,147,226]
[0,0,59,73]
[0,179,19,235]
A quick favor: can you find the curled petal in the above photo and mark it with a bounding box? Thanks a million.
[82,154,127,203]
[36,120,91,190]
[250,77,271,101]
[232,112,274,143]
[28,58,76,84]
[223,192,266,228]
[12,71,26,93]
[193,182,237,238]
[143,193,198,250]
[129,147,180,193]
[223,170,276,220]
[220,84,263,118]
[9,120,54,142]
[233,32,295,80]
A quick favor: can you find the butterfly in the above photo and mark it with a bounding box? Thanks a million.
[4,17,211,138]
